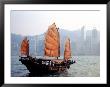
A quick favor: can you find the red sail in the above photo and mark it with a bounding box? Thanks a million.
[20,37,29,56]
[64,37,71,60]
[44,23,60,58]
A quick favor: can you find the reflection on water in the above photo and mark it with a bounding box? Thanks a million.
[11,56,100,77]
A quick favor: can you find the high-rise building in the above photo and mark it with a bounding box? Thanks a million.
[92,28,98,43]
[81,26,85,41]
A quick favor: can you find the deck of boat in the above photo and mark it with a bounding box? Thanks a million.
[19,56,71,75]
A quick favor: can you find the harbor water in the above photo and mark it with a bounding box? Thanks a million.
[11,56,100,77]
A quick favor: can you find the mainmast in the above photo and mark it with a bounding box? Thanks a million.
[44,22,60,59]
[57,27,60,59]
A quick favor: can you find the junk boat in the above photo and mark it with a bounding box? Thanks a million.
[19,23,73,75]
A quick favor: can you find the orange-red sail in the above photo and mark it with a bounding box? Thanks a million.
[64,37,71,60]
[44,23,60,58]
[20,37,29,56]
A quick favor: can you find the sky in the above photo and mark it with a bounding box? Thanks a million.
[11,11,100,36]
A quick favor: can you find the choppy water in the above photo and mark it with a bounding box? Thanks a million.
[11,56,100,77]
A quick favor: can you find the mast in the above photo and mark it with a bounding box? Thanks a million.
[57,27,60,59]
[64,37,71,61]
[44,23,60,59]
[20,37,29,57]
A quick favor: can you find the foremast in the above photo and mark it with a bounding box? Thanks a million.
[20,37,29,57]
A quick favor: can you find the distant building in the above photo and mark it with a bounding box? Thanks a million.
[92,28,99,43]
[81,26,85,41]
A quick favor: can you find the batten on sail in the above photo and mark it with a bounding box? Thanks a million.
[45,34,58,47]
[20,37,29,57]
[44,23,60,58]
[64,37,71,60]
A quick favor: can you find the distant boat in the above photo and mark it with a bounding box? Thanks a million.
[19,22,73,75]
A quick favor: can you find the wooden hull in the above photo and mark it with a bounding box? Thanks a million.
[19,56,72,76]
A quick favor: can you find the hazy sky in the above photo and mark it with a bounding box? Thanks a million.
[11,11,100,36]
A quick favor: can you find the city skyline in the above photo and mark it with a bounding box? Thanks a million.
[11,27,100,56]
